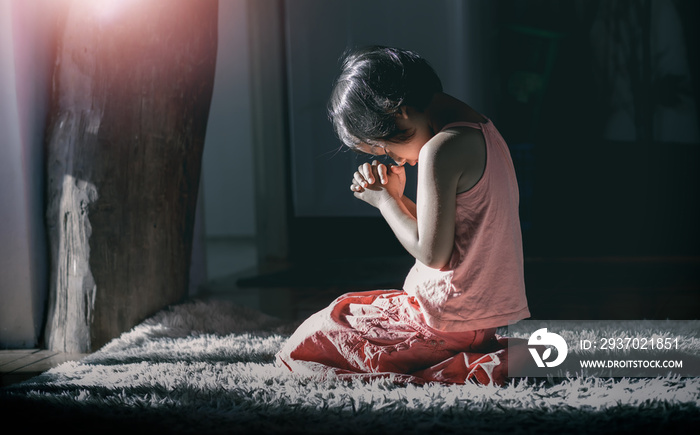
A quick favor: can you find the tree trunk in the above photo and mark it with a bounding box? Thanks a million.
[44,0,218,352]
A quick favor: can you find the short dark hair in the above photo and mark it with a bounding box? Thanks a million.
[328,46,443,150]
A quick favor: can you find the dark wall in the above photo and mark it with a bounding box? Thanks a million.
[493,0,700,258]
[285,0,700,262]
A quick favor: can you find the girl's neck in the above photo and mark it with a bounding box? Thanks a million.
[427,93,486,132]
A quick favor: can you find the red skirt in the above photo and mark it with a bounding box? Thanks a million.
[276,290,513,386]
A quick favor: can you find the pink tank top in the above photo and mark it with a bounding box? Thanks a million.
[403,118,530,331]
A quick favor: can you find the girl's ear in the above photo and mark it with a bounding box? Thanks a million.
[396,106,410,119]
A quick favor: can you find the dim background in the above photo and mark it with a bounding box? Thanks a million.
[2,0,698,347]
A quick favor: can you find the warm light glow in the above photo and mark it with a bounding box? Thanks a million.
[77,0,143,22]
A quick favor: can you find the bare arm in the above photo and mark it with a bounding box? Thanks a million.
[377,134,463,268]
[351,129,484,269]
[401,195,417,218]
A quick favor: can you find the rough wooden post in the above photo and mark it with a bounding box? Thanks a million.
[44,0,218,352]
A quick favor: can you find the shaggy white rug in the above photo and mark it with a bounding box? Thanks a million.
[1,298,698,434]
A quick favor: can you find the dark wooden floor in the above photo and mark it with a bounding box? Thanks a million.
[225,255,700,322]
[522,256,700,320]
[0,350,87,387]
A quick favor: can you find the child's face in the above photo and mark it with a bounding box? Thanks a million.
[358,106,433,166]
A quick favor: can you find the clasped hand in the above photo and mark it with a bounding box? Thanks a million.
[350,160,406,208]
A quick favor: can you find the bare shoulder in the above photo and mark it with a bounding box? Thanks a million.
[419,127,486,192]
[422,126,484,158]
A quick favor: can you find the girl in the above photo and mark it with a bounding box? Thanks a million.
[276,46,530,386]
